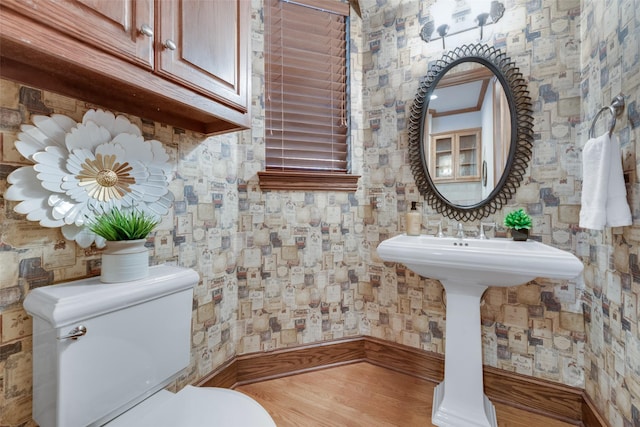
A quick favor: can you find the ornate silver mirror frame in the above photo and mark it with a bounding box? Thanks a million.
[408,44,534,221]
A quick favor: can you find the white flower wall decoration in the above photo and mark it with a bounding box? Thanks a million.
[5,109,174,248]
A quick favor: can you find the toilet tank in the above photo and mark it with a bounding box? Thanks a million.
[23,265,199,427]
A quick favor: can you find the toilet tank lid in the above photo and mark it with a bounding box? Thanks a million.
[23,265,199,328]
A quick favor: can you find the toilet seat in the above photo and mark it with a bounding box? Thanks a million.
[106,385,276,427]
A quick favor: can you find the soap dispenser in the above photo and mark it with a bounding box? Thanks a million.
[406,201,422,236]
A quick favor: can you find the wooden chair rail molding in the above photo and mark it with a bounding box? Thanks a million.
[197,336,606,427]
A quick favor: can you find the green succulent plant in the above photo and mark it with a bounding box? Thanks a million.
[503,208,532,230]
[88,208,158,241]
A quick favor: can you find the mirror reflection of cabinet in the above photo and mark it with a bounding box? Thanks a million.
[430,128,481,182]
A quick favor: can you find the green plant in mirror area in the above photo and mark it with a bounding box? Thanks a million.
[503,208,532,230]
[88,208,158,241]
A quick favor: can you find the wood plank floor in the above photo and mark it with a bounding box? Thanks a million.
[236,362,579,427]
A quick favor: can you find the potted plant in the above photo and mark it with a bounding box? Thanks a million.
[503,208,532,241]
[88,208,158,283]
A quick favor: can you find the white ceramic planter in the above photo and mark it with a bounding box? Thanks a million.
[101,239,149,283]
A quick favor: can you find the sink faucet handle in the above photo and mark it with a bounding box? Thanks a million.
[428,219,445,237]
[478,222,496,239]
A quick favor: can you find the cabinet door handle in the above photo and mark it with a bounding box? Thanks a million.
[139,24,154,38]
[163,39,177,51]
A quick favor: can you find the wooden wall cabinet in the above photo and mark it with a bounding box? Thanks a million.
[430,128,482,183]
[0,0,250,135]
[157,1,247,111]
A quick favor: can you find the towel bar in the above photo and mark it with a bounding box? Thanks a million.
[589,94,625,138]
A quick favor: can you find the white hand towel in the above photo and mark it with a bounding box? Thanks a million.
[579,132,632,230]
[605,134,632,227]
[580,133,610,230]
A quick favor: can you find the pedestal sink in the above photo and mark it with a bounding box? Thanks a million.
[377,234,583,427]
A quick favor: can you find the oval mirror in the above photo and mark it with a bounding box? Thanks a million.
[408,44,534,221]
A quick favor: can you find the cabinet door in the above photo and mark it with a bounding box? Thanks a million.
[157,0,249,112]
[432,136,453,180]
[430,129,481,182]
[457,133,480,179]
[2,0,154,69]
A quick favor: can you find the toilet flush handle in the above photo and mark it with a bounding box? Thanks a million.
[57,325,87,341]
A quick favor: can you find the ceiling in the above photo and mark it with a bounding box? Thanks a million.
[429,80,488,116]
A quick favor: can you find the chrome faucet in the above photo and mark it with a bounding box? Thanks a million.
[478,222,496,239]
[456,223,465,239]
[428,219,445,237]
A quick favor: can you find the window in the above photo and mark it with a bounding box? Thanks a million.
[259,0,359,191]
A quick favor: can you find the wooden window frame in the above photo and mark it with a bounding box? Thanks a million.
[259,0,359,192]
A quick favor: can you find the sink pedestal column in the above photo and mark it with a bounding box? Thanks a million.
[432,281,497,427]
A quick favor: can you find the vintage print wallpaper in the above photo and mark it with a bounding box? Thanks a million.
[0,0,639,426]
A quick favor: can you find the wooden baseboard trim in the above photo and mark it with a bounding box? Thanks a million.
[197,356,238,389]
[364,336,444,383]
[582,394,609,427]
[196,336,604,426]
[196,337,365,388]
[234,336,365,385]
[483,365,582,424]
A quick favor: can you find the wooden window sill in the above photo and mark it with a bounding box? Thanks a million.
[258,170,360,192]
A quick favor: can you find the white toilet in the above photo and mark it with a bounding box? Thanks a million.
[23,265,276,427]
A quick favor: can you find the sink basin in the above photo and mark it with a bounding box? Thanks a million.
[377,234,584,427]
[377,234,583,287]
